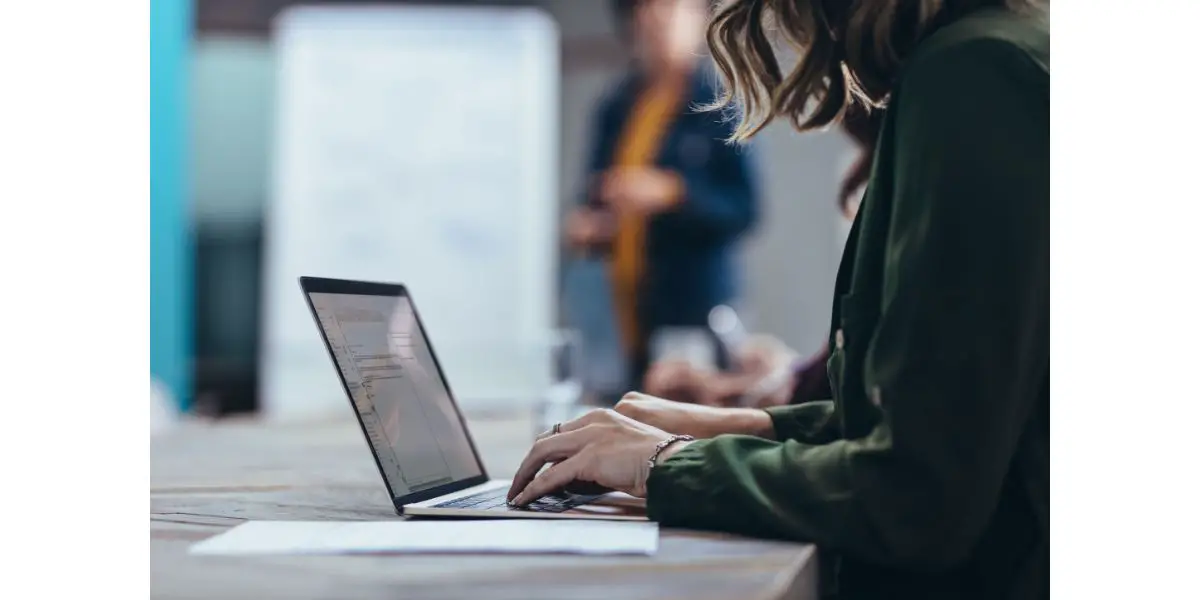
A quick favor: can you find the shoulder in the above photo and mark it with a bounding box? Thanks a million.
[897,8,1049,99]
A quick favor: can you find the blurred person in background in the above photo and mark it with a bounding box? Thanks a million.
[513,1,1049,598]
[644,333,799,406]
[644,105,884,408]
[565,0,761,392]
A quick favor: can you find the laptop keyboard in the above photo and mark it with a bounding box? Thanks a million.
[433,488,601,513]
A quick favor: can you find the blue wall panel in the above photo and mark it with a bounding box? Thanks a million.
[150,0,192,409]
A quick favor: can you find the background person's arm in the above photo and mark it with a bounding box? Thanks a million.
[565,93,622,250]
[650,122,761,241]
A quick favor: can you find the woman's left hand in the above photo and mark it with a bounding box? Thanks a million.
[506,409,683,506]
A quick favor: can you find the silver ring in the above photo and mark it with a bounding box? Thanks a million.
[552,423,561,435]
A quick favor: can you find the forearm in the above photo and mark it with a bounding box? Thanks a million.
[646,435,893,560]
[690,406,775,439]
[645,426,997,569]
[617,398,775,440]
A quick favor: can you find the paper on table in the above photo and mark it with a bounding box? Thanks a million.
[189,519,659,557]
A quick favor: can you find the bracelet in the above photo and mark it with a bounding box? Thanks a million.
[648,434,695,470]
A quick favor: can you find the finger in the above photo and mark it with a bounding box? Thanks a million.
[512,454,589,506]
[556,408,615,434]
[563,480,613,496]
[508,427,593,500]
[616,392,662,408]
[534,425,560,443]
[614,395,651,418]
[510,431,586,499]
[533,410,594,443]
[620,391,648,403]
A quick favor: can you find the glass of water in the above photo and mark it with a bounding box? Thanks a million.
[533,330,589,437]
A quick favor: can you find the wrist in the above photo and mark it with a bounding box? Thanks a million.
[730,407,776,440]
[656,439,694,464]
[638,435,694,498]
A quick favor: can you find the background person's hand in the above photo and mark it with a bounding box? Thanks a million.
[614,392,775,439]
[644,335,799,407]
[721,336,799,408]
[598,167,681,216]
[564,207,614,249]
[506,409,674,505]
[642,360,717,404]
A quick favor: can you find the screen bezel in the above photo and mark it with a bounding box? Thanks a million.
[298,276,491,511]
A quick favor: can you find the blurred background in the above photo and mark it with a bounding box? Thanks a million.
[151,0,859,425]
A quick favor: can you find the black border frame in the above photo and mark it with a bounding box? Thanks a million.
[297,276,491,514]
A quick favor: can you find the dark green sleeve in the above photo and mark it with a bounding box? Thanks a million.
[764,401,839,445]
[645,39,1048,570]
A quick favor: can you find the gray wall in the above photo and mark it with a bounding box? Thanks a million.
[191,2,855,359]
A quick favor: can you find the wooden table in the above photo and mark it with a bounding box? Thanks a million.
[151,409,818,599]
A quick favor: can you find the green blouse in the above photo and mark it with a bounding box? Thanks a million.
[646,8,1050,600]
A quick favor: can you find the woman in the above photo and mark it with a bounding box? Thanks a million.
[515,1,1048,599]
[565,0,761,392]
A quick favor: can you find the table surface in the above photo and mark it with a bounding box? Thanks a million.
[151,409,818,600]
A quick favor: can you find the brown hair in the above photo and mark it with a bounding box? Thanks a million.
[705,0,1047,142]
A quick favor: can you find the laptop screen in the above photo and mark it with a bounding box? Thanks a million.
[307,290,485,498]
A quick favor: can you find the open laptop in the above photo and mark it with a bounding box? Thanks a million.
[299,276,646,521]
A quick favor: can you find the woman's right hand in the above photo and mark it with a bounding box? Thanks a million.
[614,392,776,440]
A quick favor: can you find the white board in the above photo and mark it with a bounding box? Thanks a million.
[261,5,560,420]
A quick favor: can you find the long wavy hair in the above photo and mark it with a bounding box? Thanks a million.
[705,0,1048,142]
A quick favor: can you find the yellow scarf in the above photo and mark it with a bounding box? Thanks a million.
[608,80,685,355]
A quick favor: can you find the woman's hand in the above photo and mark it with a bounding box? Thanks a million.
[614,392,776,439]
[506,409,674,505]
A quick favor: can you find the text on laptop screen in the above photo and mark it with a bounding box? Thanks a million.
[308,292,484,497]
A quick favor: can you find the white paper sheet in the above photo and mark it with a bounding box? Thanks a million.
[189,520,659,557]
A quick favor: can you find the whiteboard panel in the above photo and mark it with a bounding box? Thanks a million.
[261,5,560,420]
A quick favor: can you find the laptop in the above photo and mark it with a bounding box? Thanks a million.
[299,276,647,521]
